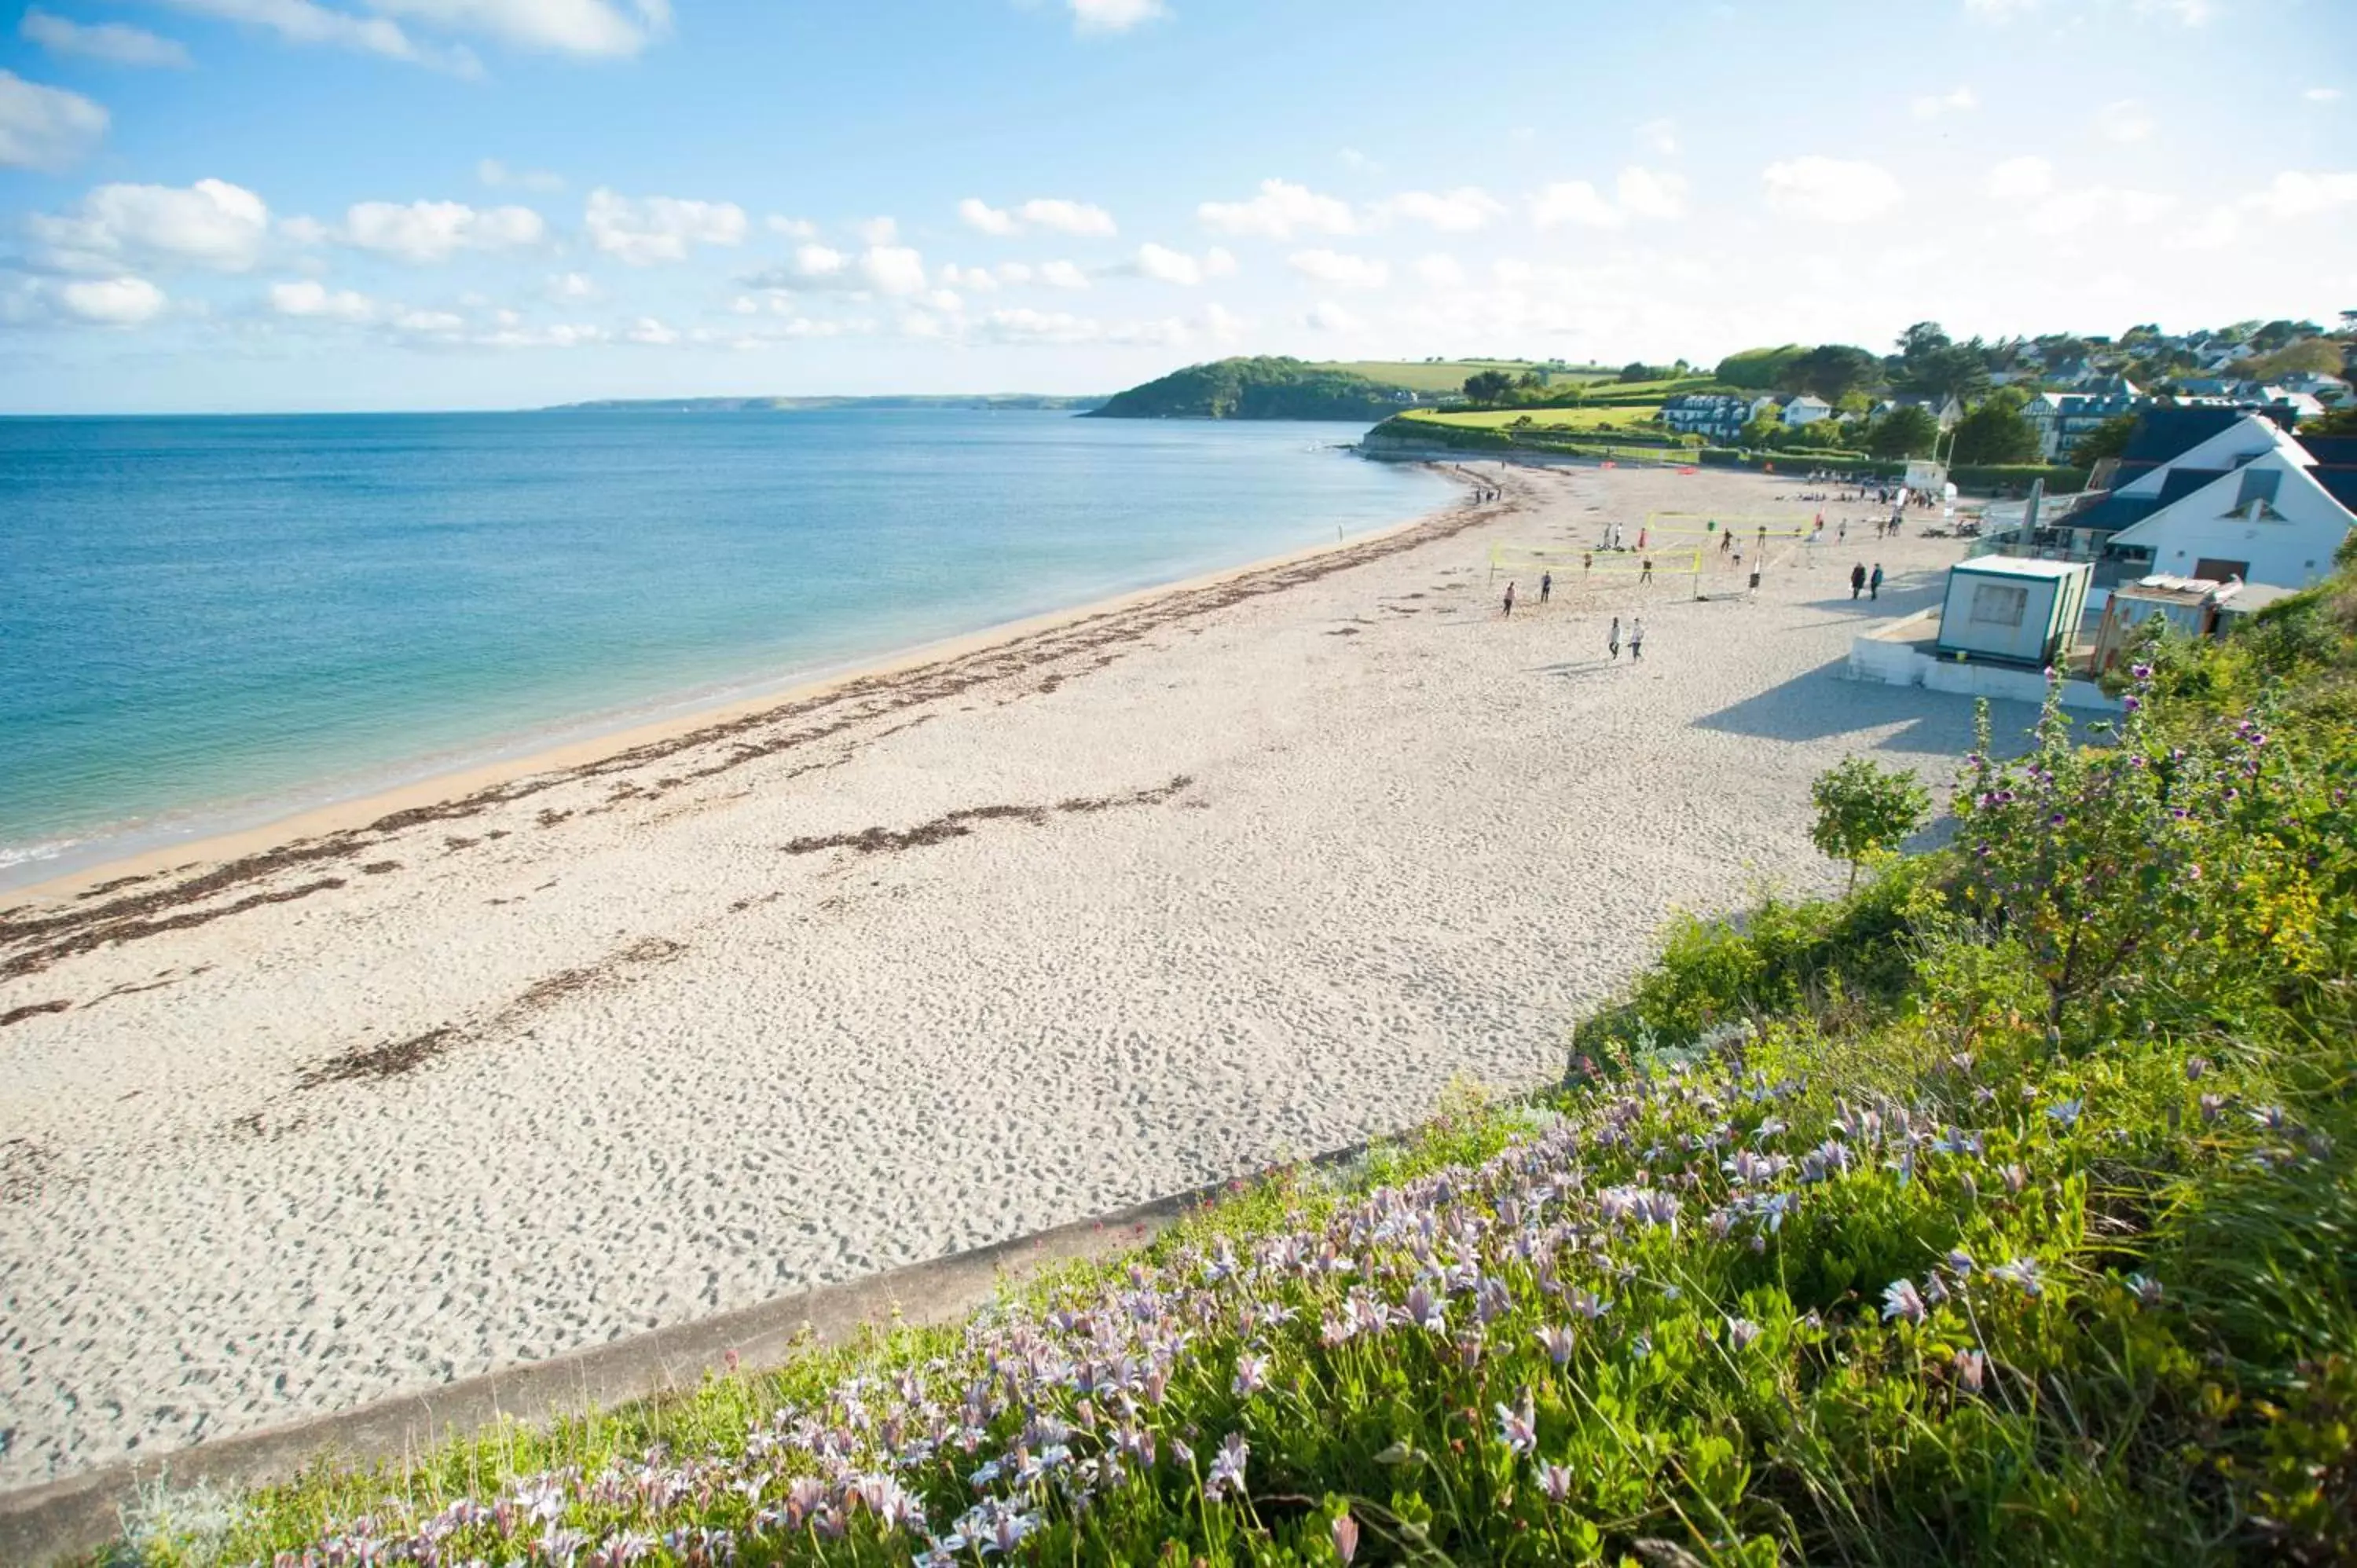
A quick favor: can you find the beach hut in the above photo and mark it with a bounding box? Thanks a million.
[1934,557,2092,669]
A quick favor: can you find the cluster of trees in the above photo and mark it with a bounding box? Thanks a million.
[1089,357,1409,420]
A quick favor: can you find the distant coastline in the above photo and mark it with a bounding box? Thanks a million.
[542,393,1106,413]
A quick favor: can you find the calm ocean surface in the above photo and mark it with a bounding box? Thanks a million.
[0,409,1448,888]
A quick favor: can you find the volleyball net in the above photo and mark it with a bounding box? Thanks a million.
[1641,511,1819,539]
[1487,544,1704,593]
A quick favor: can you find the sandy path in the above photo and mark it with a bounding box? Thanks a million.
[0,462,2007,1487]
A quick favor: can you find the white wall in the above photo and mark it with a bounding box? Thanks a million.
[2113,456,2354,589]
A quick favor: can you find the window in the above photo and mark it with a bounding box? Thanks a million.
[2234,467,2281,511]
[2193,558,2249,583]
[1968,582,2029,628]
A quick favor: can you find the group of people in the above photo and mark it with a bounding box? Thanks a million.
[1495,579,1646,664]
[1849,562,1887,600]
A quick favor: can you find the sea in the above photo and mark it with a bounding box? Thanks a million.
[0,408,1450,891]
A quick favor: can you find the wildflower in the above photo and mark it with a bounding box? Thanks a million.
[985,1507,1038,1555]
[2046,1097,2084,1130]
[1989,1258,2044,1297]
[2000,1163,2029,1194]
[1566,1288,1611,1321]
[1954,1348,1986,1393]
[1534,1324,1578,1368]
[2127,1273,2164,1308]
[1882,1278,1929,1326]
[1402,1284,1448,1335]
[2199,1094,2225,1125]
[1945,1248,1976,1277]
[1537,1460,1574,1502]
[1331,1511,1361,1564]
[2183,1056,2209,1082]
[1495,1390,1537,1456]
[1231,1352,1268,1398]
[1629,1333,1653,1362]
[1203,1432,1249,1502]
[1725,1317,1761,1351]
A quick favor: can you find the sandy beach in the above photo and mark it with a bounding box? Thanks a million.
[0,460,2008,1489]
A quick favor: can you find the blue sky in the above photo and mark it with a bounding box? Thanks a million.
[0,0,2351,412]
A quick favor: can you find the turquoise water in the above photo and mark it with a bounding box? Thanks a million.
[0,409,1446,885]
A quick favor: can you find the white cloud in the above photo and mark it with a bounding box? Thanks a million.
[0,68,108,170]
[268,278,374,320]
[1760,156,1904,222]
[939,262,1000,291]
[1338,147,1381,174]
[958,196,1116,237]
[584,188,746,265]
[59,275,166,325]
[21,9,192,66]
[2134,0,2212,22]
[31,178,269,272]
[1303,299,1362,333]
[1985,154,2055,200]
[1202,301,1243,343]
[2247,170,2357,218]
[391,307,467,335]
[862,244,929,295]
[767,214,817,240]
[1635,117,1678,156]
[2026,185,2176,235]
[976,307,1102,345]
[1380,186,1505,232]
[1132,241,1234,284]
[150,0,475,73]
[622,315,679,346]
[2308,87,2343,103]
[1911,84,1977,119]
[790,244,848,279]
[341,200,544,262]
[854,215,899,245]
[1198,178,1355,238]
[1530,180,1621,229]
[1288,248,1388,289]
[1411,253,1464,287]
[1615,167,1688,220]
[2095,98,2154,144]
[371,0,672,57]
[995,261,1035,285]
[545,269,597,301]
[1038,258,1091,290]
[1069,0,1164,33]
[476,158,564,192]
[1963,0,2040,18]
[1017,197,1115,236]
[959,198,1017,236]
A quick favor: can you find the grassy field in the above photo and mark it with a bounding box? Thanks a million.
[1399,405,1673,433]
[1324,360,1613,394]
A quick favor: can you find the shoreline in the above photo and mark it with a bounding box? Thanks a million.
[5,463,1479,910]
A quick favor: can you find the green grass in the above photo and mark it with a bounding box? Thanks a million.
[120,571,2357,1567]
[1323,360,1613,394]
[1400,405,1670,432]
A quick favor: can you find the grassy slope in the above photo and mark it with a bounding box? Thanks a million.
[1325,361,1615,394]
[126,573,2357,1566]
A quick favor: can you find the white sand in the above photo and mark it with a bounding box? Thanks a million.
[0,463,2011,1488]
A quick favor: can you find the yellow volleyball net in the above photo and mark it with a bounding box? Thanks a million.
[1487,544,1705,596]
[1641,511,1818,540]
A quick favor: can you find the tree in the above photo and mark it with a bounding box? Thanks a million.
[1463,370,1516,406]
[1897,321,1952,361]
[1714,344,1810,390]
[2069,411,2141,465]
[1778,343,1882,404]
[1811,757,1930,892]
[1869,405,1941,460]
[1900,343,1992,403]
[2249,318,2322,354]
[1950,393,2041,465]
[1617,361,1658,383]
[2236,339,2347,379]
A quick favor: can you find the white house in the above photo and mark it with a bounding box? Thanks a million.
[1783,394,1833,427]
[2105,448,2356,590]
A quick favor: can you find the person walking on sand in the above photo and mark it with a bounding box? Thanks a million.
[1869,562,1884,601]
[1639,555,1654,584]
[1748,566,1762,600]
[1850,562,1867,599]
[1838,518,1848,543]
[1607,615,1622,661]
[1719,526,1732,555]
[1503,580,1516,617]
[1629,617,1646,661]
[1541,570,1552,605]
[1583,550,1593,579]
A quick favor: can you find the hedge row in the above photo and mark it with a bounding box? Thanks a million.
[1694,449,2091,494]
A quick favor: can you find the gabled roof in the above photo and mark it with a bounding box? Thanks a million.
[2297,434,2357,512]
[2108,452,2357,562]
[2119,412,2307,496]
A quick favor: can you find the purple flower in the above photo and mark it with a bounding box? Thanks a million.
[2127,1273,2163,1308]
[1954,1348,1986,1393]
[1537,1460,1574,1502]
[1534,1324,1578,1368]
[1331,1511,1361,1564]
[1882,1278,1928,1325]
[1231,1352,1268,1398]
[1402,1284,1448,1335]
[1989,1257,2044,1297]
[1203,1432,1249,1502]
[1495,1390,1537,1456]
[1725,1317,1761,1351]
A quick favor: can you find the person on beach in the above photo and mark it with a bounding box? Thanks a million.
[1541,570,1552,604]
[1583,550,1593,578]
[1640,556,1654,584]
[1748,567,1762,600]
[1608,615,1622,661]
[1720,527,1732,555]
[1757,524,1769,551]
[1850,562,1867,599]
[1732,541,1744,572]
[1503,580,1516,617]
[1629,617,1646,661]
[1870,563,1885,600]
[1838,518,1849,543]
